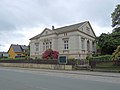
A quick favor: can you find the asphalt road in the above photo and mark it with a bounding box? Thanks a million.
[0,67,120,90]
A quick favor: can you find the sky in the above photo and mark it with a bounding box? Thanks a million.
[0,0,119,52]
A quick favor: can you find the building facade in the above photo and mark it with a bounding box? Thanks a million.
[0,52,9,58]
[30,21,96,59]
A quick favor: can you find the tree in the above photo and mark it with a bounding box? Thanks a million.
[111,4,120,28]
[112,45,120,59]
[96,33,111,54]
[96,31,120,55]
[42,49,59,59]
[112,45,120,66]
[96,4,120,55]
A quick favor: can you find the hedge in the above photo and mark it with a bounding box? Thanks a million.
[88,55,112,62]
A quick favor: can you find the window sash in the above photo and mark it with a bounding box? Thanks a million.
[43,41,52,51]
[81,38,85,50]
[64,40,68,50]
[35,43,39,51]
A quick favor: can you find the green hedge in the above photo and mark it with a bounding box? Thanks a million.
[88,55,112,62]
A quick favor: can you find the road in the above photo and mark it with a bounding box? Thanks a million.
[0,67,120,90]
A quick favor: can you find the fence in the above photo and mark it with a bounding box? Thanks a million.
[89,60,120,69]
[0,59,58,64]
[0,59,80,65]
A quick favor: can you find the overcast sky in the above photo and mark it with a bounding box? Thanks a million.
[0,0,119,52]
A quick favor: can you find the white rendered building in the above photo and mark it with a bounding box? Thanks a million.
[30,21,96,59]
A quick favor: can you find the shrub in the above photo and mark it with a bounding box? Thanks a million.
[88,55,112,62]
[67,58,76,65]
[42,49,59,60]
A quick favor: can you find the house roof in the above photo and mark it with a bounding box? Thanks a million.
[30,21,92,40]
[8,44,28,53]
[53,21,87,33]
[0,52,8,54]
[29,28,52,40]
[30,33,41,40]
[20,45,28,50]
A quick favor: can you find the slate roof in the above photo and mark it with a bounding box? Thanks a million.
[10,44,28,52]
[29,28,52,40]
[30,34,41,40]
[30,21,88,40]
[21,45,28,50]
[0,52,8,54]
[54,21,87,33]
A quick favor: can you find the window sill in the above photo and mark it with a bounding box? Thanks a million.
[63,50,69,53]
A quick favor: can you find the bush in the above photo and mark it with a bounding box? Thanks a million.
[88,55,112,62]
[67,58,76,65]
[42,49,59,60]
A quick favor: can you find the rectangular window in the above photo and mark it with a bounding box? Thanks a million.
[64,40,69,50]
[81,38,85,50]
[43,41,52,51]
[17,54,21,56]
[64,33,67,36]
[46,42,49,50]
[92,41,95,51]
[43,43,45,51]
[35,43,39,51]
[50,42,52,49]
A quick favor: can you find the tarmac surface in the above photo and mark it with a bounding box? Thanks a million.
[0,67,120,90]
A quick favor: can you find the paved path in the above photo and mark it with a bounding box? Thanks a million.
[0,67,120,90]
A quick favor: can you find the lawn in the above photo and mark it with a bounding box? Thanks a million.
[96,62,120,70]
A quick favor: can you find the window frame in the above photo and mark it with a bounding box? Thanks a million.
[63,39,69,50]
[81,38,85,50]
[35,43,39,51]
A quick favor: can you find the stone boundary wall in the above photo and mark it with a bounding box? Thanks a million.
[0,63,72,70]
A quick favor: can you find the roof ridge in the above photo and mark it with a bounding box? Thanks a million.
[54,21,88,30]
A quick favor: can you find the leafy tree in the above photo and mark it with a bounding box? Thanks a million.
[96,33,108,49]
[111,4,120,28]
[96,33,110,54]
[112,27,120,33]
[112,45,120,59]
[96,31,120,55]
[96,4,120,55]
[42,49,59,59]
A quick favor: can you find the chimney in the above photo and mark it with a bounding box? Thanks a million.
[52,26,54,30]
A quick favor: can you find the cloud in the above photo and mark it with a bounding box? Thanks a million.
[0,0,119,51]
[0,0,119,30]
[0,44,5,47]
